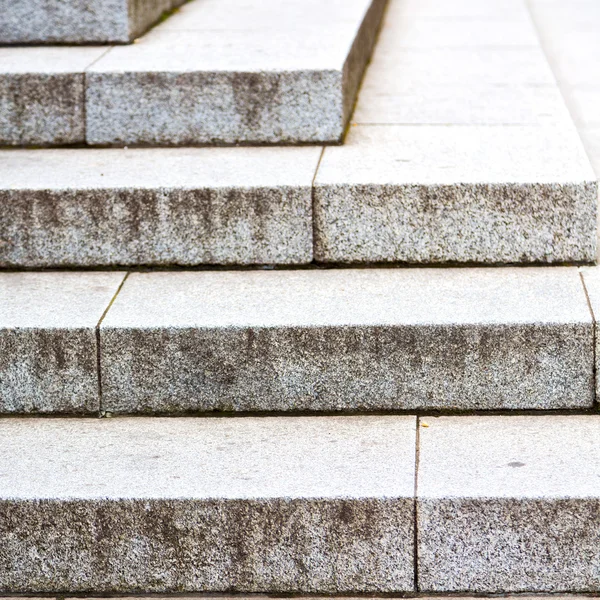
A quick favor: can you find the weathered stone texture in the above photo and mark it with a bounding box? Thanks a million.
[418,416,600,592]
[0,271,125,413]
[0,147,318,267]
[0,0,181,44]
[100,268,593,413]
[0,416,416,592]
[314,126,598,264]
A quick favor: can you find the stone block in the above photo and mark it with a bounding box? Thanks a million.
[418,415,600,592]
[0,272,125,413]
[0,48,104,146]
[314,125,597,264]
[99,267,593,413]
[0,416,416,592]
[85,0,385,145]
[0,147,318,267]
[0,0,183,44]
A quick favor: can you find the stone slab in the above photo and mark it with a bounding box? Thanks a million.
[314,125,597,264]
[387,0,530,19]
[0,147,319,267]
[375,17,539,47]
[86,0,385,145]
[0,47,106,146]
[0,271,125,413]
[0,0,184,44]
[0,415,416,592]
[353,83,571,126]
[418,415,600,592]
[99,267,593,413]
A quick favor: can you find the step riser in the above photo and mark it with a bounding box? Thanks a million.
[0,187,313,267]
[100,323,593,413]
[0,498,412,593]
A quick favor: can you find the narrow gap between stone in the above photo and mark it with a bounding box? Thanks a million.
[579,268,597,409]
[95,272,130,416]
[413,415,420,592]
[310,146,326,261]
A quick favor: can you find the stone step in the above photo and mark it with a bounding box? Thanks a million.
[0,0,185,44]
[0,138,596,267]
[2,414,600,593]
[0,267,595,414]
[1,0,595,266]
[313,0,598,264]
[417,414,600,593]
[0,0,385,146]
[0,147,320,268]
[0,415,417,592]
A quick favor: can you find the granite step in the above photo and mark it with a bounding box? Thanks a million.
[313,0,598,264]
[0,147,320,268]
[0,267,595,415]
[0,0,186,44]
[0,137,596,268]
[0,0,385,146]
[417,414,600,593]
[2,414,600,593]
[0,415,417,592]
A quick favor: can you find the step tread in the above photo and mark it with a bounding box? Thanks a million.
[101,267,590,328]
[0,415,416,499]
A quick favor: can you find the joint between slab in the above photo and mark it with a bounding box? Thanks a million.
[95,272,129,415]
[579,267,598,409]
[414,415,421,592]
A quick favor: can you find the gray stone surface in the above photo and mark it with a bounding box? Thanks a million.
[86,0,385,145]
[0,415,416,592]
[0,147,318,267]
[353,24,569,125]
[99,267,593,413]
[418,415,600,592]
[0,0,183,43]
[0,271,125,413]
[314,125,597,264]
[0,47,106,146]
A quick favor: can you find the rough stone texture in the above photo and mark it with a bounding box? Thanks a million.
[0,0,184,44]
[99,267,593,413]
[0,271,125,413]
[0,147,318,267]
[314,125,597,264]
[0,416,416,592]
[0,47,105,146]
[418,415,600,592]
[86,0,385,145]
